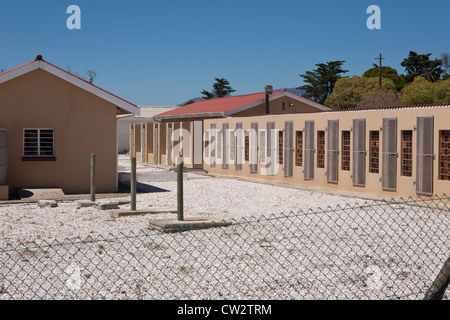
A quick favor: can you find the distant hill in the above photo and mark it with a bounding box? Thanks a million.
[177,88,305,107]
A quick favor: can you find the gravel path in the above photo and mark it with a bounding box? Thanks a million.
[0,166,372,246]
[0,158,448,300]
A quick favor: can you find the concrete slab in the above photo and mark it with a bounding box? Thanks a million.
[110,208,178,218]
[95,202,120,210]
[18,188,65,201]
[148,217,231,233]
[77,200,97,209]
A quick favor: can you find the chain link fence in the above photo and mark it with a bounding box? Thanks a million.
[0,194,449,300]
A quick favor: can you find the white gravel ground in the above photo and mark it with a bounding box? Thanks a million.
[0,158,448,300]
[0,174,372,246]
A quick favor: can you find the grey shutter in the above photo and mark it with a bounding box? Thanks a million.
[250,122,258,173]
[284,121,294,177]
[382,118,398,191]
[327,119,339,184]
[141,125,146,162]
[167,126,173,165]
[229,128,235,163]
[210,124,216,167]
[222,123,229,169]
[353,119,366,187]
[193,121,203,165]
[416,116,434,195]
[304,120,315,180]
[153,125,158,164]
[235,123,243,171]
[266,122,276,176]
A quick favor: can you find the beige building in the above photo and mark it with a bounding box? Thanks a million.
[131,86,450,198]
[131,89,330,168]
[203,105,450,198]
[0,55,138,199]
[117,106,177,154]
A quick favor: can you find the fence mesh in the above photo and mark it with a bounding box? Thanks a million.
[0,194,449,300]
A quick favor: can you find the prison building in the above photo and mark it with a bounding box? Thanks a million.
[130,89,329,168]
[203,104,450,198]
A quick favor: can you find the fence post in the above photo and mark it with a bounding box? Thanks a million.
[131,157,136,211]
[424,256,450,300]
[177,155,184,221]
[90,153,96,202]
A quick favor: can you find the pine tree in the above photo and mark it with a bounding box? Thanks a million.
[202,78,235,99]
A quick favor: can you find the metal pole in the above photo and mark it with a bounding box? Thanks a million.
[379,53,382,90]
[90,153,95,202]
[177,155,184,221]
[131,157,136,211]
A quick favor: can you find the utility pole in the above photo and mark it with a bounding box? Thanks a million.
[374,53,384,90]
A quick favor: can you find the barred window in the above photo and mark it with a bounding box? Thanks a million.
[369,131,380,174]
[296,131,303,167]
[245,135,250,162]
[317,131,325,169]
[278,131,283,165]
[401,130,413,177]
[439,130,450,181]
[342,131,350,171]
[24,129,54,157]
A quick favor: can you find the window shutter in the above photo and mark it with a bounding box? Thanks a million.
[416,116,434,195]
[210,124,216,167]
[222,123,229,169]
[353,118,366,187]
[193,121,203,165]
[250,122,258,173]
[153,125,158,163]
[382,118,398,191]
[284,121,294,177]
[235,123,243,171]
[167,126,173,165]
[327,119,339,183]
[304,120,315,180]
[266,122,276,176]
[229,128,235,163]
[141,125,146,162]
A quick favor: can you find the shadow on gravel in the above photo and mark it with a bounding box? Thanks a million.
[118,181,171,194]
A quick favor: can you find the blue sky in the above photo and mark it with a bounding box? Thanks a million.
[0,0,448,106]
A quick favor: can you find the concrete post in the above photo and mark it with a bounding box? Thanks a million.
[131,157,136,211]
[177,155,184,221]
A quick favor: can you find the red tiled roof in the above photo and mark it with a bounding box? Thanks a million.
[156,89,286,117]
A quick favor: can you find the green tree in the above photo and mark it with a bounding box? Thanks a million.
[297,61,348,104]
[441,53,450,80]
[400,77,450,105]
[362,66,407,91]
[401,51,443,83]
[201,78,235,99]
[357,91,401,109]
[182,99,196,106]
[324,76,397,110]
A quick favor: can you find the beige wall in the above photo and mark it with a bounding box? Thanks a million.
[204,107,450,199]
[0,69,119,194]
[233,96,323,117]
